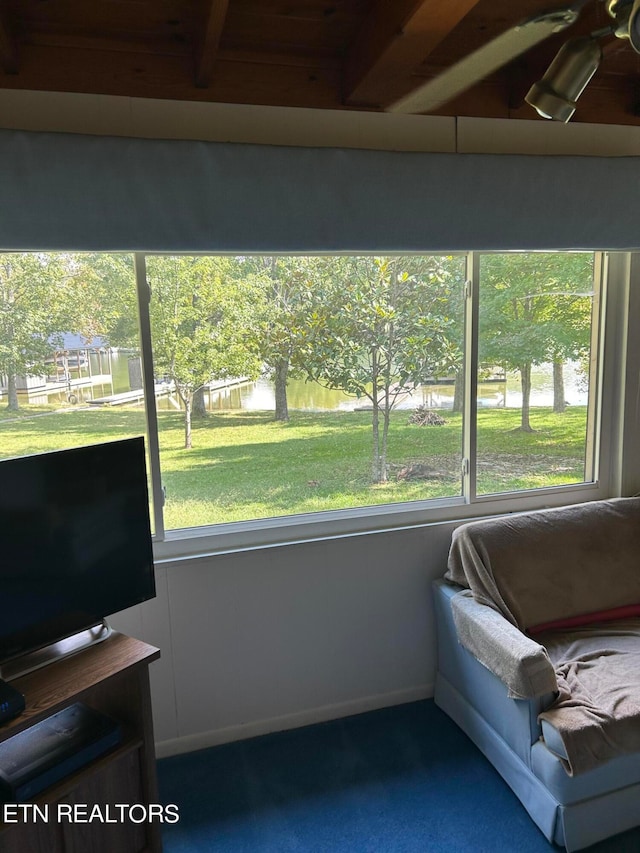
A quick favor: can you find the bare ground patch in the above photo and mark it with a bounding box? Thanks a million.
[390,453,582,483]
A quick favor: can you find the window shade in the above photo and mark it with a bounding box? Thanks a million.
[0,128,637,252]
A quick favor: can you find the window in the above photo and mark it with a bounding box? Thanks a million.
[475,252,600,496]
[0,252,157,524]
[145,254,467,530]
[0,250,609,553]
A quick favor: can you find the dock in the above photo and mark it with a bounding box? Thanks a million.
[89,376,251,407]
[88,383,175,406]
[205,377,250,391]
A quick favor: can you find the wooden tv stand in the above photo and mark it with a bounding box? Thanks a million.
[0,632,162,853]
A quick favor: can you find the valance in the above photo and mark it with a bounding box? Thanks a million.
[0,128,637,252]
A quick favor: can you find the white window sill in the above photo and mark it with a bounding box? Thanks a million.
[152,480,607,563]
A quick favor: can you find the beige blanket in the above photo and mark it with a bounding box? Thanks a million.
[539,619,640,775]
[444,497,640,631]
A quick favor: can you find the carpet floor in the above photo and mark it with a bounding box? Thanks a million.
[157,699,640,852]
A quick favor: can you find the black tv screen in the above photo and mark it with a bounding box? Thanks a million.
[0,437,156,665]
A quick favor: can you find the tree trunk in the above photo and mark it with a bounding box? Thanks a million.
[184,396,193,449]
[452,371,464,413]
[6,369,19,411]
[370,355,386,484]
[274,358,289,422]
[371,399,382,483]
[519,362,534,432]
[371,366,384,483]
[379,404,391,484]
[553,360,566,413]
[192,386,208,419]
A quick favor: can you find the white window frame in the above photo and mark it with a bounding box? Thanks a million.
[128,250,622,562]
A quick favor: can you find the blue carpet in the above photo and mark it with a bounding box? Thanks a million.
[157,700,640,852]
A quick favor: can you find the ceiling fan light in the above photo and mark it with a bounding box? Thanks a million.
[525,36,602,122]
[525,81,577,121]
[628,0,640,51]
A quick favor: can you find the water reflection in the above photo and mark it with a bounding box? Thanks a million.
[158,362,588,414]
[15,351,588,414]
[22,351,134,406]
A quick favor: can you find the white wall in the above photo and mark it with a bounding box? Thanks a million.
[4,90,640,755]
[111,521,457,756]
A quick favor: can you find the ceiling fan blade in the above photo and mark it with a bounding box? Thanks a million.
[388,6,582,114]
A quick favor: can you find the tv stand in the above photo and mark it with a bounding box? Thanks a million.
[0,632,161,853]
[0,621,113,682]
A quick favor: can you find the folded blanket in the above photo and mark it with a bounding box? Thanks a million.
[539,619,640,776]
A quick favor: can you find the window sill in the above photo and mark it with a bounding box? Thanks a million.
[152,481,607,563]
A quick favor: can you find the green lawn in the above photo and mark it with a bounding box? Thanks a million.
[0,404,589,528]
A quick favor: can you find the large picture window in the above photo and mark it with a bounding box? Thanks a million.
[0,250,605,550]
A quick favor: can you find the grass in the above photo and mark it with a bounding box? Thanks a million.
[0,404,589,528]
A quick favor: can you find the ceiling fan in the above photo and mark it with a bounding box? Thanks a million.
[388,0,640,122]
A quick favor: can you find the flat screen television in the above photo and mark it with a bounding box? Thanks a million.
[0,437,156,675]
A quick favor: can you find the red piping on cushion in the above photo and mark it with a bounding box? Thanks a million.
[528,603,640,636]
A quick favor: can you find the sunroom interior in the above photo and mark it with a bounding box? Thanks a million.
[1,0,640,826]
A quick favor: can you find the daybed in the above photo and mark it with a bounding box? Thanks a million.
[433,497,640,851]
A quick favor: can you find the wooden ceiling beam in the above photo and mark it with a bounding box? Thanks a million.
[195,0,230,88]
[343,0,482,108]
[0,42,343,111]
[0,4,19,74]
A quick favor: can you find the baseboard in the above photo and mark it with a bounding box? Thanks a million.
[155,683,434,759]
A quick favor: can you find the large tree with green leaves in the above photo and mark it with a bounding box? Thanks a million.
[296,255,461,483]
[0,253,92,411]
[146,256,264,448]
[75,253,139,348]
[236,256,317,422]
[545,286,594,414]
[479,253,594,430]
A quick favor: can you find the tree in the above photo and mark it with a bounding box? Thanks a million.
[146,256,263,449]
[76,253,139,348]
[479,253,593,430]
[296,255,461,483]
[546,286,594,413]
[433,261,466,412]
[234,256,315,422]
[0,253,87,411]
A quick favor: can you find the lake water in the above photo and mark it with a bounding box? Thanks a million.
[198,361,589,413]
[23,351,589,412]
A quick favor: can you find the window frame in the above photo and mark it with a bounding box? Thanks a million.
[467,249,605,502]
[125,249,618,561]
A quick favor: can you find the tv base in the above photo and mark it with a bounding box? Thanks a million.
[0,621,113,682]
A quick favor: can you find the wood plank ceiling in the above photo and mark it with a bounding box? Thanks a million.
[0,0,639,125]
